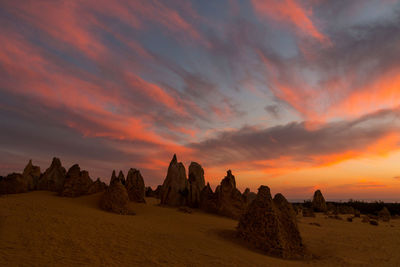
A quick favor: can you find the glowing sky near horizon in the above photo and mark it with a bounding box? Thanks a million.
[1,0,400,200]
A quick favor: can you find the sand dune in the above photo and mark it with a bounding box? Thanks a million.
[1,192,399,266]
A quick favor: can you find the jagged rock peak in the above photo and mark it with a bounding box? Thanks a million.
[160,154,188,206]
[126,168,146,203]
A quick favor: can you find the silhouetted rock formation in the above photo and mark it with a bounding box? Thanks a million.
[37,157,66,192]
[126,168,145,203]
[22,160,41,190]
[200,170,246,220]
[118,171,126,185]
[88,178,107,194]
[146,187,155,197]
[378,207,391,222]
[243,188,257,205]
[60,164,93,197]
[109,170,126,185]
[199,183,218,212]
[0,173,29,194]
[100,179,132,215]
[146,185,162,198]
[160,155,188,206]
[187,162,205,208]
[312,190,327,212]
[215,170,246,219]
[237,186,307,259]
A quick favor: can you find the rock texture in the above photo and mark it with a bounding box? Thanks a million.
[312,190,327,212]
[378,207,391,222]
[60,164,93,197]
[22,160,41,190]
[0,173,29,194]
[37,157,66,192]
[125,168,146,203]
[100,179,132,215]
[118,171,126,185]
[160,155,188,206]
[145,185,162,198]
[200,170,246,220]
[199,183,218,212]
[187,162,205,208]
[243,188,257,205]
[88,178,107,194]
[237,186,307,259]
[109,170,126,185]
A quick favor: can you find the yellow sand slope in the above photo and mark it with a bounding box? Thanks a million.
[1,191,399,266]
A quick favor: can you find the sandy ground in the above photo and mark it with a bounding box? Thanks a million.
[1,192,399,267]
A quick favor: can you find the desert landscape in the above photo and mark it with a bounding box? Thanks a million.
[2,1,400,266]
[1,157,400,266]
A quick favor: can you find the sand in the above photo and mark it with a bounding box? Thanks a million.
[1,192,399,266]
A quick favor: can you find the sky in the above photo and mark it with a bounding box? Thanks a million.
[1,0,400,201]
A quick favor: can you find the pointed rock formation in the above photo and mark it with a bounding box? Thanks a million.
[100,179,132,215]
[200,170,246,219]
[88,178,107,194]
[154,185,162,199]
[312,189,327,212]
[188,162,205,208]
[118,171,126,185]
[146,185,162,198]
[60,164,94,197]
[378,207,391,222]
[160,154,188,206]
[200,183,218,213]
[37,157,66,192]
[126,168,146,203]
[109,170,118,185]
[22,160,41,190]
[237,186,307,259]
[243,188,257,206]
[0,173,29,194]
[110,170,126,185]
[145,186,155,197]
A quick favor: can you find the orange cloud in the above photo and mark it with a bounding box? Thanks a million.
[327,70,400,120]
[251,0,328,43]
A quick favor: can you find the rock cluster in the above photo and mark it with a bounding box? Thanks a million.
[110,170,126,186]
[312,190,327,212]
[60,164,94,197]
[243,188,257,206]
[88,178,107,194]
[0,160,42,194]
[145,185,162,198]
[126,168,145,203]
[98,167,147,214]
[100,178,132,215]
[237,186,307,259]
[0,173,29,194]
[160,155,189,206]
[200,170,246,219]
[22,160,41,190]
[37,157,66,192]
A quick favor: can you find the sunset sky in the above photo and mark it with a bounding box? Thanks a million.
[1,0,400,201]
